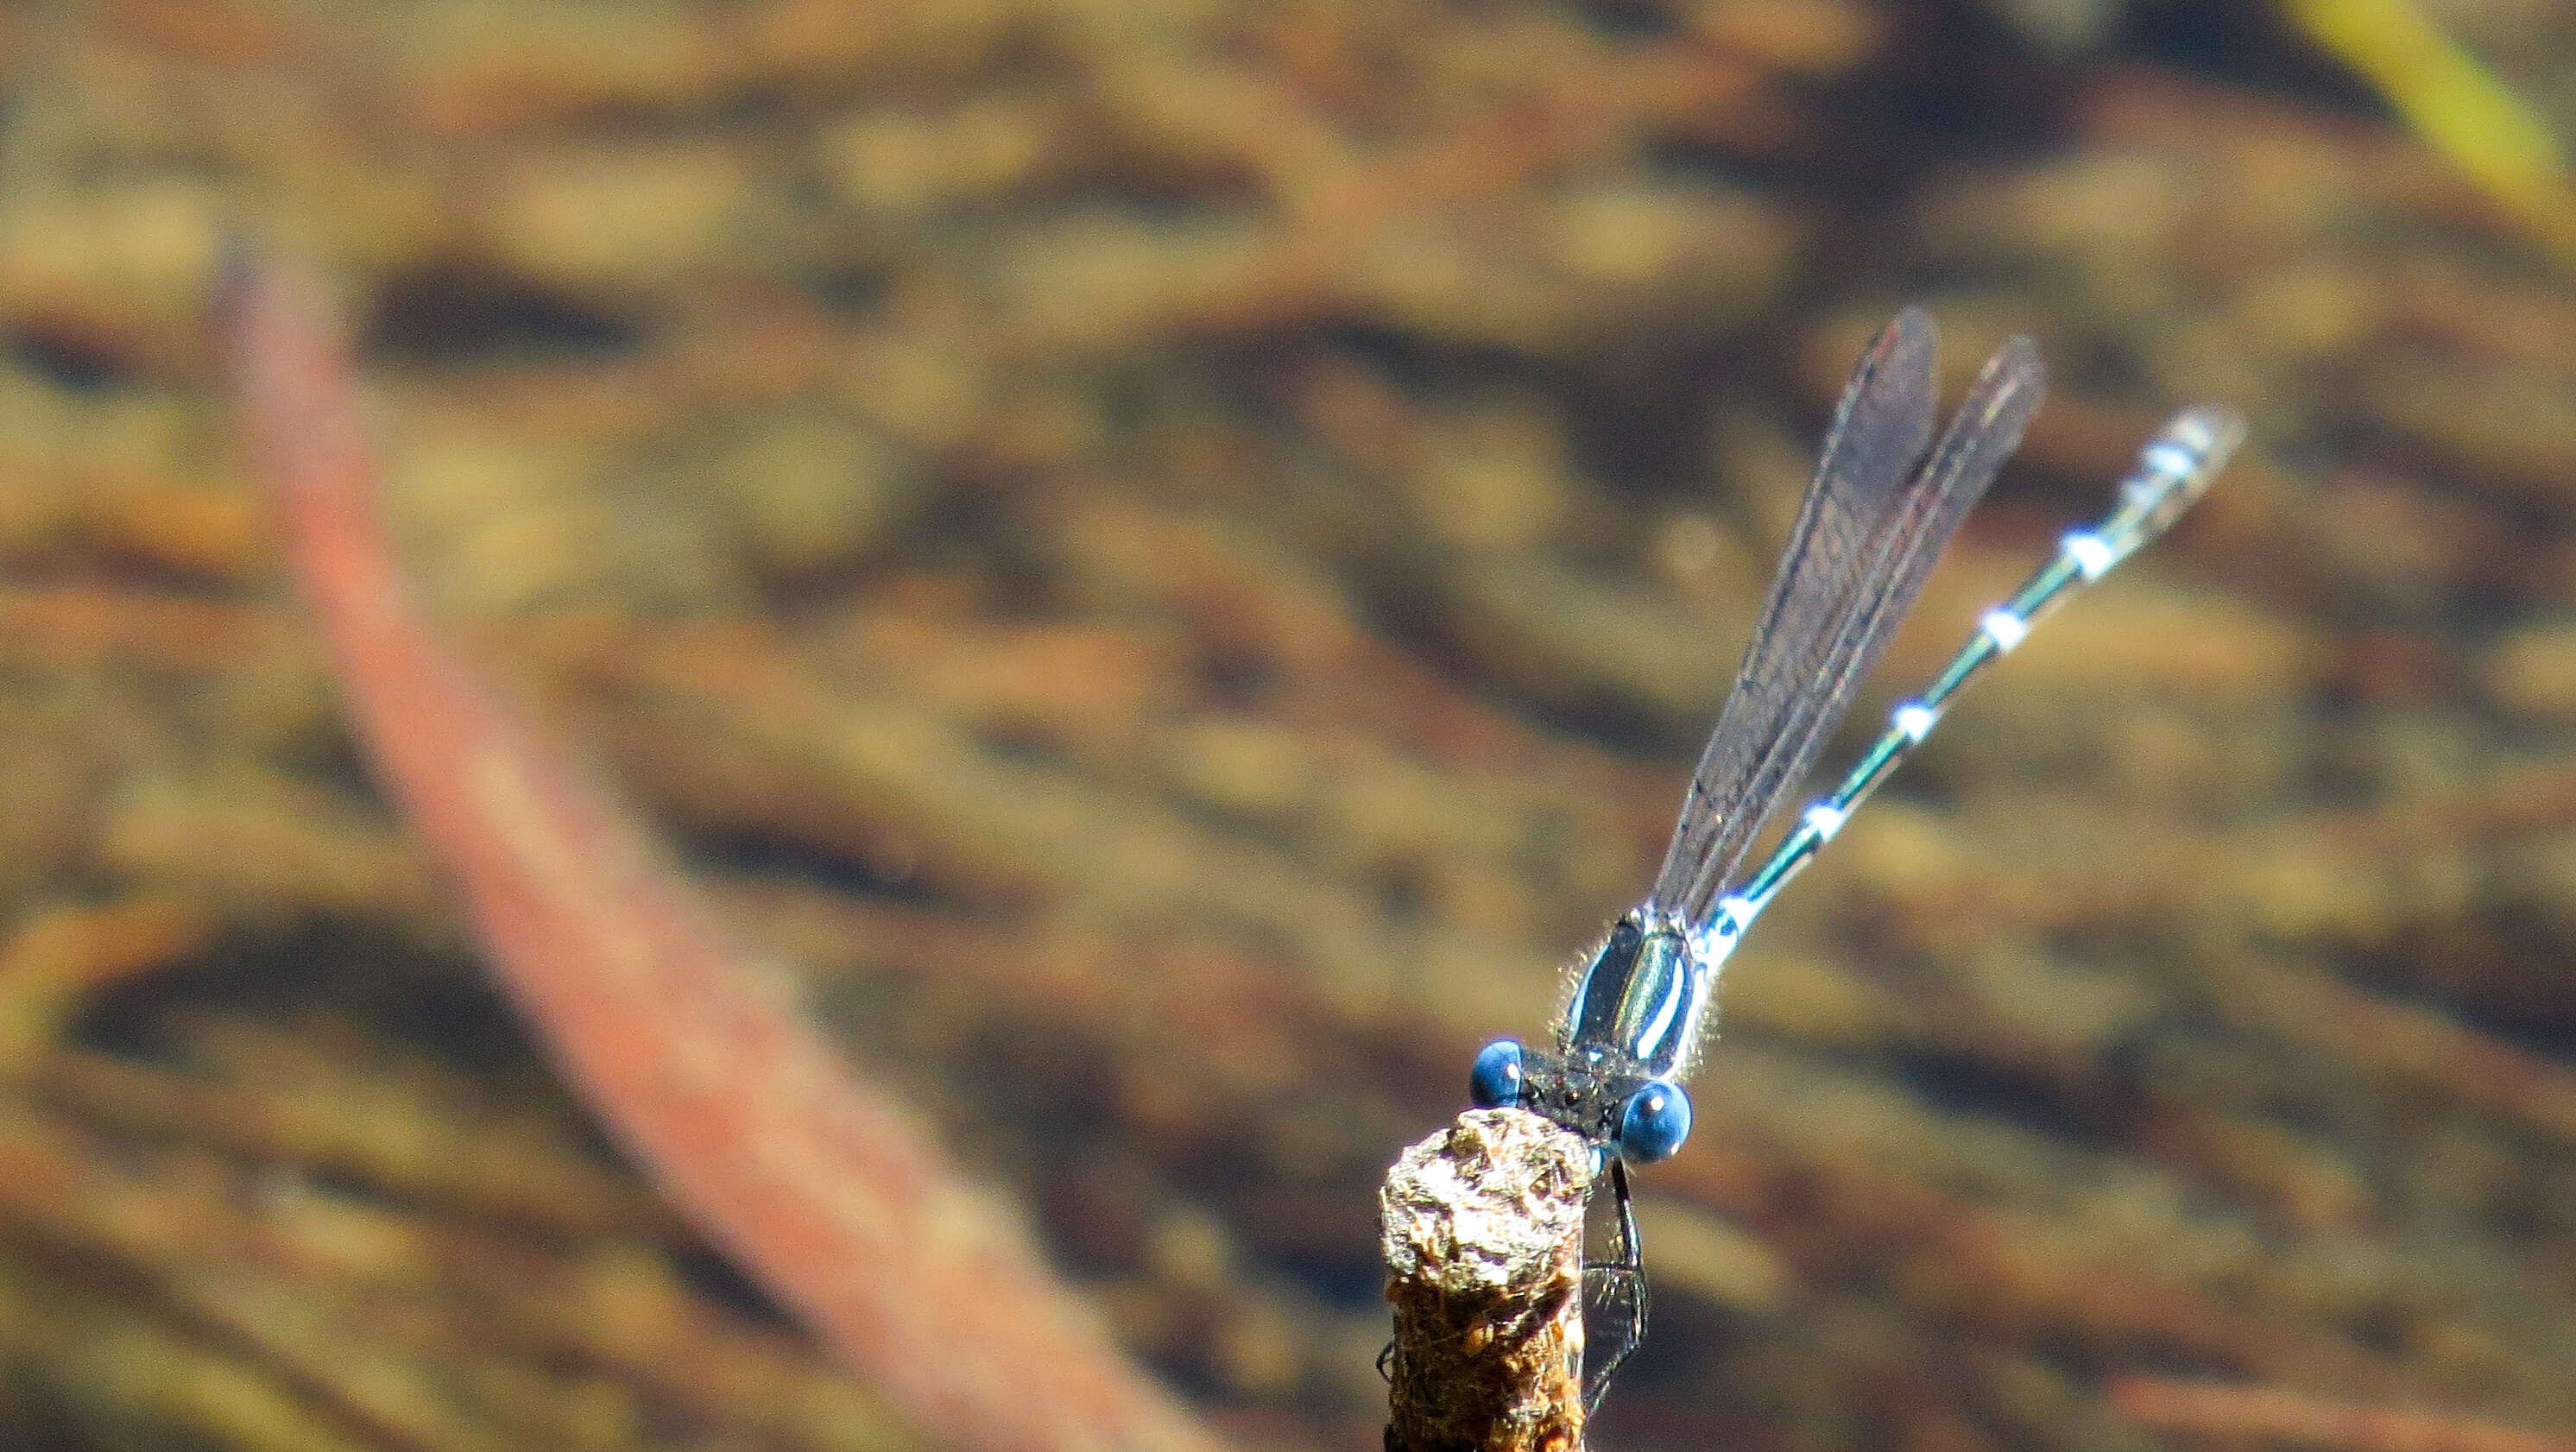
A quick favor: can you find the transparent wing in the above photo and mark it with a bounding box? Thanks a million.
[1646,318,2046,927]
[1644,309,1938,919]
[1814,331,2046,757]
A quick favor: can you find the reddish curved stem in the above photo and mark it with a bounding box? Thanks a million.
[224,256,1225,1452]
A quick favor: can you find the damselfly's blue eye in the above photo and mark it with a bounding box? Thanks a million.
[1616,1081,1690,1163]
[1469,1039,1525,1109]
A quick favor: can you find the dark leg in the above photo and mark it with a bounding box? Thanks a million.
[1580,1158,1648,1412]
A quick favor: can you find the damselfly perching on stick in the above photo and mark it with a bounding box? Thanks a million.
[1463,308,2242,1409]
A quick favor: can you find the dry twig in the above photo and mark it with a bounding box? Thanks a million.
[1382,1108,1591,1452]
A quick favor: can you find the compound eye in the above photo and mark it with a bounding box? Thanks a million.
[1469,1040,1526,1109]
[1616,1081,1691,1163]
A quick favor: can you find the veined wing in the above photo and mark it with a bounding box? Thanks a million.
[1646,316,2045,929]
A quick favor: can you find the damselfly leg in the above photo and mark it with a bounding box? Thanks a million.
[1580,1158,1648,1411]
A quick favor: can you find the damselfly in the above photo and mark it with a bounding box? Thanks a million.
[1468,308,2242,1407]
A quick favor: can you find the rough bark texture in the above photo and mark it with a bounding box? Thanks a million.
[1383,1109,1591,1452]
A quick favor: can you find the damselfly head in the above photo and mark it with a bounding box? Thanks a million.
[1468,1035,1694,1162]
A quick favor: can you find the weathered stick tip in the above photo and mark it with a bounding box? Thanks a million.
[1381,1108,1594,1452]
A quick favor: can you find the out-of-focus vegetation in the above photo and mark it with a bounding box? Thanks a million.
[1,2,2574,1450]
[2286,0,2576,268]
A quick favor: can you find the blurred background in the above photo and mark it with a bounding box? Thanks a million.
[3,1,2575,1449]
